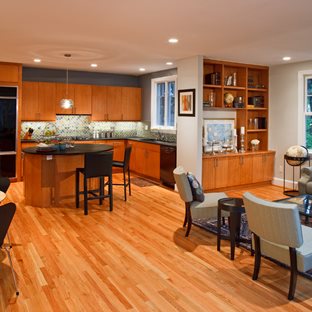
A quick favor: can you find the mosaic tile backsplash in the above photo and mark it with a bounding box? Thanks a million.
[21,115,176,142]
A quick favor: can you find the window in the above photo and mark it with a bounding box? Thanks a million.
[304,75,312,150]
[151,75,177,130]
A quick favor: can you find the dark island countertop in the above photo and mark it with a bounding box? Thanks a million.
[21,137,176,147]
[22,143,113,155]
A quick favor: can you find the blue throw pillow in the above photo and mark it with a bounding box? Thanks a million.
[187,172,205,202]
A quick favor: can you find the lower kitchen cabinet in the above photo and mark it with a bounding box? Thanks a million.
[129,141,160,180]
[95,140,125,162]
[202,151,275,191]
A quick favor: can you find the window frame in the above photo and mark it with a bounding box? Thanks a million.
[150,75,177,132]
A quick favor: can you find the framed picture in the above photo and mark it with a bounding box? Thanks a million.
[178,89,195,117]
[203,118,235,143]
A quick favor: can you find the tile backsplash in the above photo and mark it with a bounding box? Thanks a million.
[21,115,176,142]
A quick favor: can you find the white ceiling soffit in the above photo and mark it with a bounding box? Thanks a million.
[1,0,312,75]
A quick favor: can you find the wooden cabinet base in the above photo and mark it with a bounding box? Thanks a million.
[202,151,275,192]
[24,153,99,207]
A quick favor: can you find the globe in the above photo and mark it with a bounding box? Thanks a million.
[285,145,308,166]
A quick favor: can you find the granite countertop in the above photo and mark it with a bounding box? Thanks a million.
[21,136,176,147]
[22,143,113,155]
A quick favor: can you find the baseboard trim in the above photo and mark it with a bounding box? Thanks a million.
[272,177,297,189]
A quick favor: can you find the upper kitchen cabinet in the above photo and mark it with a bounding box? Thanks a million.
[55,83,75,115]
[0,63,21,83]
[22,82,56,121]
[91,85,122,120]
[91,86,142,121]
[91,85,107,121]
[106,86,123,120]
[121,87,141,121]
[55,83,91,115]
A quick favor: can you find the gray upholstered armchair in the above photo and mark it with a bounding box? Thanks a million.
[298,166,312,195]
[243,192,312,300]
[173,166,227,237]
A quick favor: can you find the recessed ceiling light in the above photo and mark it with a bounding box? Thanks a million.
[168,38,178,44]
[33,58,41,63]
[90,63,98,68]
[139,68,146,72]
[166,62,173,66]
[283,56,291,61]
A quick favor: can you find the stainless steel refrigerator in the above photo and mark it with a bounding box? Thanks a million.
[0,86,17,177]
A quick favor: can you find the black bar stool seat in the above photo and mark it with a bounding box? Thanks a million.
[112,145,132,201]
[76,151,113,215]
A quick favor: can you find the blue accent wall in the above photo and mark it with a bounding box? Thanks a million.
[22,67,140,87]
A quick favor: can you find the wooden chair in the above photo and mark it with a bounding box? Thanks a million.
[173,166,227,237]
[243,192,312,300]
[76,151,113,215]
[0,202,19,296]
[112,146,132,201]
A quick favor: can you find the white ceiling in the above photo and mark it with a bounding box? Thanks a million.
[2,0,312,75]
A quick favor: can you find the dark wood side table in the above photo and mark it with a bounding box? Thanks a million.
[217,197,246,260]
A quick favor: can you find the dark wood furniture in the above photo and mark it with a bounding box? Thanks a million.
[76,151,113,215]
[112,145,132,201]
[217,197,248,260]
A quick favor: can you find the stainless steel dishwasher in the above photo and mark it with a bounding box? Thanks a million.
[160,145,176,188]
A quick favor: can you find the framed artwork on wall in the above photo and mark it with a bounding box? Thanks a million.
[203,118,235,142]
[178,89,195,117]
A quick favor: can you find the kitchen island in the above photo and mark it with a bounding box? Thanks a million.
[23,144,113,207]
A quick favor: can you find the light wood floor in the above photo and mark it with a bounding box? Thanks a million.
[1,176,312,311]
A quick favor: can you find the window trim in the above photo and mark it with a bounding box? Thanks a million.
[150,75,177,131]
[298,70,312,150]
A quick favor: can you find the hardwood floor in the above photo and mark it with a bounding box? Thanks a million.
[1,177,312,311]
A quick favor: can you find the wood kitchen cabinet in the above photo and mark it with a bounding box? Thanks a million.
[91,86,122,121]
[121,87,141,121]
[20,142,38,179]
[55,83,91,115]
[252,152,275,183]
[95,140,125,162]
[106,86,122,120]
[22,82,56,121]
[129,141,160,179]
[0,63,21,83]
[202,151,275,191]
[91,86,142,121]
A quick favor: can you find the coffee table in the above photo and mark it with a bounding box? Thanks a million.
[277,194,312,224]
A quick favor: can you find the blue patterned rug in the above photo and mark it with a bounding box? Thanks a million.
[193,215,312,280]
[193,214,252,250]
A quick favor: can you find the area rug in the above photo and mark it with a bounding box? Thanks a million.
[193,216,312,280]
[131,177,157,187]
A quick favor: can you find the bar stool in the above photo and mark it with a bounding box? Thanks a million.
[76,151,113,215]
[112,145,132,201]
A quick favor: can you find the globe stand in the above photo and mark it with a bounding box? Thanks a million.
[283,154,310,197]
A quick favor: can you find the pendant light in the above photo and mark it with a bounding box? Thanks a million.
[60,53,74,109]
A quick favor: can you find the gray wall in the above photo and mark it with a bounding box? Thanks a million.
[23,67,139,87]
[138,68,177,122]
[270,60,312,183]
